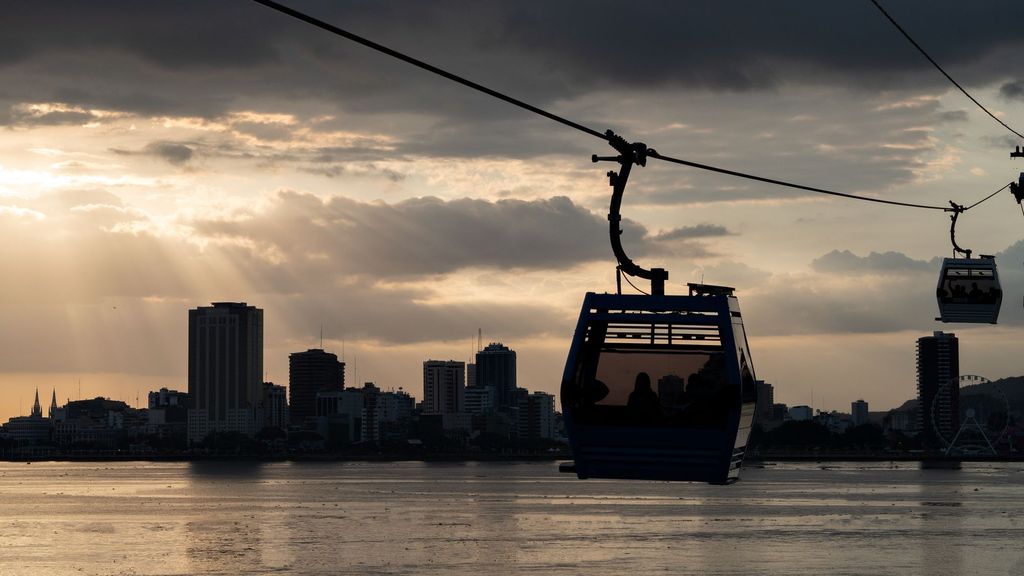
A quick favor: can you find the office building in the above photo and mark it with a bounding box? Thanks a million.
[149,388,188,409]
[475,343,516,411]
[755,380,774,423]
[289,348,345,425]
[187,302,264,444]
[464,386,496,415]
[789,405,812,421]
[423,360,465,415]
[917,331,959,450]
[851,399,869,427]
[262,382,289,431]
[519,391,556,440]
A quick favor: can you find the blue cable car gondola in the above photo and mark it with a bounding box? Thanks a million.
[935,203,1002,324]
[560,133,757,484]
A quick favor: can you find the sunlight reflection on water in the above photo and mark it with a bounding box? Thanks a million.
[1,460,1023,575]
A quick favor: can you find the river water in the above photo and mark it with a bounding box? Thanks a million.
[1,460,1023,575]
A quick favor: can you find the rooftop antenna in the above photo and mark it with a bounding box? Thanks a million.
[477,328,482,352]
[320,322,324,349]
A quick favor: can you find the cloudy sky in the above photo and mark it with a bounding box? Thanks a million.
[2,0,1023,420]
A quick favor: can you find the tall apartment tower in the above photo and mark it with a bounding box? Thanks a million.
[754,380,774,424]
[916,331,959,450]
[475,343,516,411]
[187,302,264,444]
[289,348,345,425]
[422,360,465,415]
[851,399,869,427]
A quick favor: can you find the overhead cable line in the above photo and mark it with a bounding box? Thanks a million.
[252,0,995,214]
[647,149,951,211]
[963,182,1012,211]
[250,0,608,142]
[868,0,1024,141]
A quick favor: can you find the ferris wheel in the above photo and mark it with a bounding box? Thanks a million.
[931,374,1011,456]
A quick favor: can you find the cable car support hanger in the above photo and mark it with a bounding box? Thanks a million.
[946,202,973,259]
[593,131,668,296]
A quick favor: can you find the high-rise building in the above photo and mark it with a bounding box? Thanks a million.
[262,382,289,431]
[187,302,264,444]
[519,391,556,440]
[851,399,869,427]
[423,360,465,415]
[464,386,496,415]
[466,363,477,388]
[289,348,345,425]
[475,343,516,410]
[917,331,959,449]
[755,380,774,423]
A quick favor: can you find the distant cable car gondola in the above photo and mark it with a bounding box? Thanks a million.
[935,203,1002,324]
[560,133,757,485]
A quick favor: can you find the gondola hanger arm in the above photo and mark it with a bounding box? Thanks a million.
[592,131,668,296]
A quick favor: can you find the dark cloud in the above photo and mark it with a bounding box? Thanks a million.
[811,250,935,275]
[937,110,968,122]
[112,141,196,166]
[652,224,731,241]
[1000,80,1024,101]
[0,1,1021,123]
[190,191,659,278]
[8,107,94,126]
[145,142,194,166]
[302,163,406,182]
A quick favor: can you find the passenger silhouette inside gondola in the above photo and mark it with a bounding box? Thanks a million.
[968,282,983,300]
[627,372,661,423]
[582,378,609,405]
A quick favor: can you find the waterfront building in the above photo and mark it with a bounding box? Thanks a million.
[53,397,144,449]
[262,382,289,431]
[755,380,775,423]
[379,388,415,423]
[289,348,345,426]
[917,331,959,450]
[187,302,264,444]
[423,360,465,415]
[464,386,496,415]
[379,387,416,441]
[147,388,188,442]
[519,391,556,440]
[3,389,52,445]
[474,343,516,411]
[852,399,869,427]
[789,405,813,421]
[771,403,789,422]
[316,386,375,445]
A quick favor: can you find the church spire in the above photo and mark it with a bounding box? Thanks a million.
[49,389,57,418]
[31,388,42,418]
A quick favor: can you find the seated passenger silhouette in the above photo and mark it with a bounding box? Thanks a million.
[582,378,609,405]
[987,286,1001,303]
[627,372,661,424]
[968,282,983,300]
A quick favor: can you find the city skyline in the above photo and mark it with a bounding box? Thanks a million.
[2,2,1024,422]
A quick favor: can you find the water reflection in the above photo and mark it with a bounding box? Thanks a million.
[917,466,965,576]
[2,461,1023,575]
